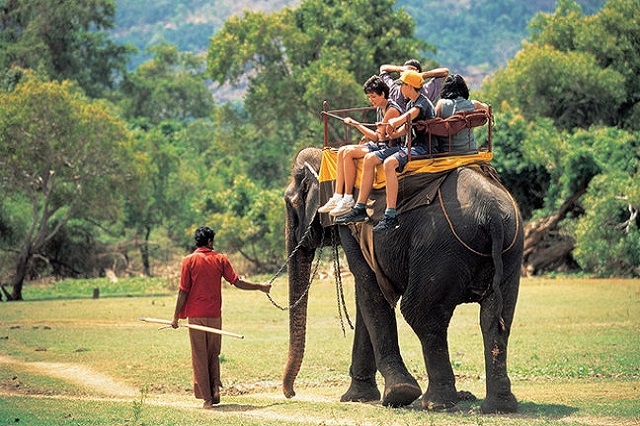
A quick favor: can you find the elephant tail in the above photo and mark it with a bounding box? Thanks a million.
[490,222,507,332]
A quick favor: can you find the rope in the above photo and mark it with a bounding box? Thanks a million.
[437,173,520,256]
[264,218,353,337]
[322,110,379,128]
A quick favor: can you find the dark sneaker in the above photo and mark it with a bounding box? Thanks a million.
[335,207,369,224]
[373,215,399,232]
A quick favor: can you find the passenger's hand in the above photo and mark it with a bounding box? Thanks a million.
[387,117,400,130]
[343,117,358,126]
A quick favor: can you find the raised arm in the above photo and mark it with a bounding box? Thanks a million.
[379,63,406,74]
[422,67,449,80]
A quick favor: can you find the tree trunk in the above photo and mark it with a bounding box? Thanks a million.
[141,226,152,277]
[522,189,586,276]
[7,246,31,301]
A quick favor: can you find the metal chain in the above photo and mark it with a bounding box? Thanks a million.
[332,227,354,335]
[264,216,353,337]
[265,223,325,311]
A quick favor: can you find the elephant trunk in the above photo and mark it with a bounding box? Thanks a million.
[282,146,323,398]
[282,239,315,398]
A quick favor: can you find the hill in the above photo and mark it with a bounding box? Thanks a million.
[112,0,606,94]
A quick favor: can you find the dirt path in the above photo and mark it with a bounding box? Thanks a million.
[0,355,138,397]
[0,355,361,425]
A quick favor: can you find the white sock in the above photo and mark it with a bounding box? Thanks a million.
[343,194,354,202]
[333,193,343,200]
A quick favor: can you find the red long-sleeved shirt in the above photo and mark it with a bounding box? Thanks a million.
[178,248,239,319]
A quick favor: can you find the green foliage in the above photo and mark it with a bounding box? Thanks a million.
[0,70,133,220]
[0,70,134,292]
[204,175,286,272]
[483,44,625,130]
[478,0,640,276]
[487,0,638,131]
[118,42,214,124]
[207,0,433,188]
[488,103,551,219]
[0,0,134,98]
[572,128,640,276]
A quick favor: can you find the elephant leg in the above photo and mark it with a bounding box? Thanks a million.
[339,226,421,407]
[478,270,519,414]
[400,279,459,410]
[340,305,380,403]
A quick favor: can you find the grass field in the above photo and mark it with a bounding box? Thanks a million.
[1,274,639,425]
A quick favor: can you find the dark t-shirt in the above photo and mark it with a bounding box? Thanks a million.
[407,94,435,148]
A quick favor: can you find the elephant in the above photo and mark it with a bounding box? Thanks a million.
[282,146,523,413]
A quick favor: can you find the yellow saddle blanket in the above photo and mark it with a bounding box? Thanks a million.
[318,148,492,190]
[318,148,493,227]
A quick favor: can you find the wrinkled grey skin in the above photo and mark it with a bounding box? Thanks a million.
[283,147,523,413]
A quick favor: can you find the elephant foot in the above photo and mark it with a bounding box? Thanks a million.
[481,392,518,414]
[382,374,422,407]
[421,385,460,410]
[340,377,380,403]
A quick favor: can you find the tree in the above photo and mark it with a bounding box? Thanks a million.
[118,42,214,124]
[572,128,640,276]
[207,0,435,187]
[206,176,286,272]
[478,0,640,276]
[0,0,133,98]
[123,122,183,276]
[483,43,625,130]
[518,0,639,130]
[0,70,133,300]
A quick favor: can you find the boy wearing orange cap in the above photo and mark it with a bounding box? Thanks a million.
[336,70,436,231]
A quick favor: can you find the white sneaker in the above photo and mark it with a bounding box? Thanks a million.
[318,197,340,213]
[329,198,355,216]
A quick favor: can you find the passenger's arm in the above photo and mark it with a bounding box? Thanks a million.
[379,64,404,74]
[434,99,444,117]
[422,67,449,80]
[344,117,379,141]
[472,100,489,111]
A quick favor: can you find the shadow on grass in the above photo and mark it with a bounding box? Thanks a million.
[442,399,578,419]
[11,293,172,303]
[206,401,289,412]
[515,401,578,418]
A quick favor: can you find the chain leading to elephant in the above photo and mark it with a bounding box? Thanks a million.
[265,223,325,310]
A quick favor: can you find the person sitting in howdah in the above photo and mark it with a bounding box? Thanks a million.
[318,75,402,216]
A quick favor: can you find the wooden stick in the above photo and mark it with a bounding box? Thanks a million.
[139,317,244,339]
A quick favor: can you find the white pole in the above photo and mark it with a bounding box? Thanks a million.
[139,317,244,339]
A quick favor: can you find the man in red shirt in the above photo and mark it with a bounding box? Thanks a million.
[172,226,271,408]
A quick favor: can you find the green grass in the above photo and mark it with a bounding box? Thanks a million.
[1,275,639,425]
